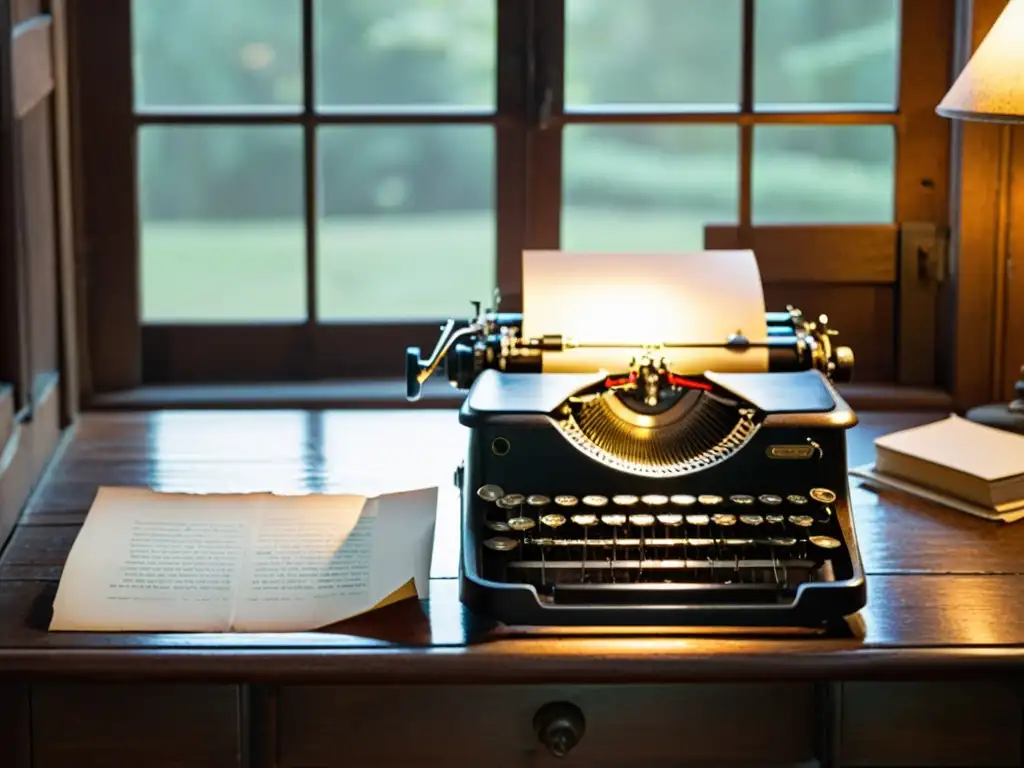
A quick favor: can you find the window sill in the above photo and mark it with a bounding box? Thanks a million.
[85,378,955,413]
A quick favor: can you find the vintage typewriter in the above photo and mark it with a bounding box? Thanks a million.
[405,251,866,630]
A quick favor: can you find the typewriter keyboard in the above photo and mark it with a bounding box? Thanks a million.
[475,485,848,598]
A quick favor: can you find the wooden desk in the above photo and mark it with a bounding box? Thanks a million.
[1,409,1022,768]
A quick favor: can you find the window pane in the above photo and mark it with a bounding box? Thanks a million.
[752,126,895,224]
[131,0,302,110]
[315,0,496,108]
[562,125,739,251]
[139,125,306,322]
[317,125,495,319]
[565,0,742,108]
[755,0,900,109]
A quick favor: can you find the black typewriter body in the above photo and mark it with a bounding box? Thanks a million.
[406,301,865,629]
[456,369,865,629]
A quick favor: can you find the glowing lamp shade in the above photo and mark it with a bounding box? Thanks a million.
[937,0,1024,123]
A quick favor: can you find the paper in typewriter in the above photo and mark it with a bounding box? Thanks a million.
[49,486,437,633]
[522,250,769,374]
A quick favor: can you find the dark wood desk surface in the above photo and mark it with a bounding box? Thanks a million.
[0,407,1022,683]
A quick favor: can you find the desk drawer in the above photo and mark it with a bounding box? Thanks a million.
[278,683,816,768]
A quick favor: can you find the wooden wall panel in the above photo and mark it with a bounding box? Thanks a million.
[20,100,59,399]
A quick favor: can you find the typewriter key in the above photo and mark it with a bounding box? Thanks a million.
[765,514,785,524]
[554,495,578,507]
[686,514,710,526]
[740,515,764,526]
[527,494,551,506]
[759,494,783,506]
[712,513,737,526]
[698,495,723,506]
[500,493,526,506]
[612,495,639,506]
[477,484,504,502]
[787,494,808,505]
[582,495,609,507]
[768,537,797,547]
[670,494,696,506]
[731,495,755,505]
[485,520,512,532]
[508,516,536,531]
[809,488,837,504]
[629,514,656,527]
[657,513,684,526]
[484,537,518,552]
[572,514,599,527]
[810,535,842,549]
[601,514,627,526]
[789,515,814,527]
[640,494,669,506]
[540,513,567,528]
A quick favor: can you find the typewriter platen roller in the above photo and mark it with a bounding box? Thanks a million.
[406,250,865,630]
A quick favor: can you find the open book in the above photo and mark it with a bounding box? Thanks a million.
[50,485,438,632]
[851,414,1024,522]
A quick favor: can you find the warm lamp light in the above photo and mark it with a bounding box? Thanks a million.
[936,0,1024,434]
[937,0,1024,123]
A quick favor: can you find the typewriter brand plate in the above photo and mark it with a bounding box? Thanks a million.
[476,484,504,501]
[809,488,837,504]
[766,444,815,459]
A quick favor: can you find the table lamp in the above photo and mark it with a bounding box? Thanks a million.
[936,0,1024,434]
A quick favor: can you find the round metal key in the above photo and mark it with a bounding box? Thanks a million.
[731,494,755,505]
[686,514,710,526]
[507,516,536,531]
[526,494,551,506]
[572,514,599,527]
[484,537,518,551]
[765,514,785,524]
[641,494,669,506]
[485,519,512,532]
[759,494,782,506]
[658,513,684,527]
[601,514,627,526]
[809,488,837,504]
[476,484,504,502]
[768,537,797,547]
[712,513,737,526]
[582,495,609,507]
[554,495,578,507]
[670,494,697,506]
[540,513,567,528]
[787,494,808,505]
[789,515,814,527]
[698,494,723,506]
[499,493,525,507]
[739,514,764,526]
[810,535,842,549]
[612,494,639,506]
[630,514,657,527]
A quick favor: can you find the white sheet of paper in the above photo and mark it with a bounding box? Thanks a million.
[49,485,437,633]
[521,249,769,374]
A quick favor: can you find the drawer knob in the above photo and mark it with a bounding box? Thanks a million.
[534,701,585,758]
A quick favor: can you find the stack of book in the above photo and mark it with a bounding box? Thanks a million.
[851,414,1024,522]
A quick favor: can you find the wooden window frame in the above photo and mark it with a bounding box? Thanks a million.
[72,0,977,409]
